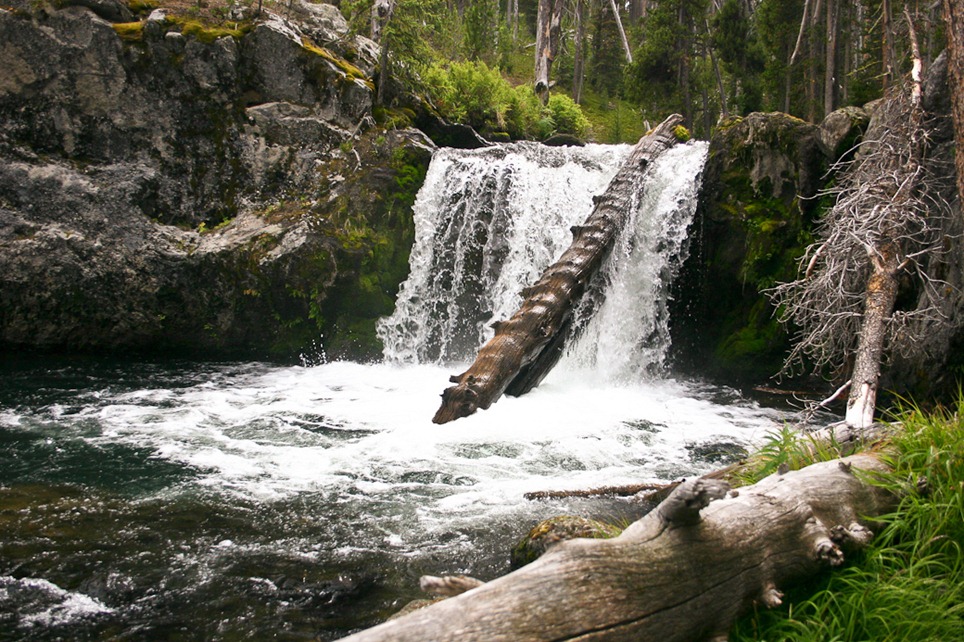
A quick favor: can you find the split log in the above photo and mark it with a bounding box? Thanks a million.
[433,114,685,424]
[338,454,894,642]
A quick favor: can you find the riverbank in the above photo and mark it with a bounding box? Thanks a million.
[729,401,964,640]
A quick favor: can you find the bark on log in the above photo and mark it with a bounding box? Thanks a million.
[339,454,894,642]
[432,114,685,424]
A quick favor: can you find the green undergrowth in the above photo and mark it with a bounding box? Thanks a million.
[731,400,964,641]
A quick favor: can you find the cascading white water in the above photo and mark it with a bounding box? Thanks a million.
[378,140,709,380]
[563,142,709,379]
[377,142,631,364]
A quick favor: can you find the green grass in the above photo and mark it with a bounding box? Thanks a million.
[730,400,964,641]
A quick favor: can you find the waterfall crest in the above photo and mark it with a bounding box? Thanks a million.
[378,141,708,378]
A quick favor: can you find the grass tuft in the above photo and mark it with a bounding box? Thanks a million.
[730,398,964,641]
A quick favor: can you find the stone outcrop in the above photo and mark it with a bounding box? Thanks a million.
[0,2,432,360]
[670,112,831,381]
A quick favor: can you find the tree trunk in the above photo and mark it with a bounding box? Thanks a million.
[573,0,586,104]
[432,114,685,424]
[535,0,565,101]
[608,0,634,63]
[824,0,837,117]
[339,454,894,642]
[373,0,396,106]
[882,0,895,90]
[844,241,900,429]
[946,0,964,207]
[845,10,925,430]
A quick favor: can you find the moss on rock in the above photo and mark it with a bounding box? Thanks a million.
[510,515,622,570]
[671,112,831,382]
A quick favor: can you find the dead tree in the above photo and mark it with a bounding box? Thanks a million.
[946,0,964,206]
[608,0,634,64]
[534,0,565,101]
[433,114,685,424]
[338,454,894,642]
[769,26,953,430]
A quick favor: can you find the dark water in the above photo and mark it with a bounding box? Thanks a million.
[0,356,789,640]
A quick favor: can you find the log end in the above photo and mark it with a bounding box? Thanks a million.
[433,382,481,424]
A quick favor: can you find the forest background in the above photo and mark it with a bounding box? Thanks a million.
[318,0,951,144]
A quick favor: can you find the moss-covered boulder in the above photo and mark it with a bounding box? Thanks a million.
[671,112,830,382]
[510,515,621,570]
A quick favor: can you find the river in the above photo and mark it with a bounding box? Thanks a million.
[1,141,792,640]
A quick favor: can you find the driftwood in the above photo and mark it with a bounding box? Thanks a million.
[339,454,894,642]
[523,460,746,501]
[433,114,685,424]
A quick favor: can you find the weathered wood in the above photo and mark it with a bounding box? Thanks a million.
[534,0,565,101]
[338,454,894,642]
[432,114,685,424]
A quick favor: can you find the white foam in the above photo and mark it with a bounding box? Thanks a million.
[0,576,112,628]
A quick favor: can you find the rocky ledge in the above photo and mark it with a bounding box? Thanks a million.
[0,1,432,360]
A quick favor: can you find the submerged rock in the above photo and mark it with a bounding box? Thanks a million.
[510,515,621,569]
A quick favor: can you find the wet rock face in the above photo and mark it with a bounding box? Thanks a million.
[670,112,829,382]
[0,4,429,360]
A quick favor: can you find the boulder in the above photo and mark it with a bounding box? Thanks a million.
[670,112,829,382]
[510,515,621,570]
[819,106,870,161]
[0,5,430,361]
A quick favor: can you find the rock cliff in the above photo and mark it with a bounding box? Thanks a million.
[0,1,432,360]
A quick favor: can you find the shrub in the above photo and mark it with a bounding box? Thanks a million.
[546,94,590,138]
[425,61,591,141]
[424,60,510,133]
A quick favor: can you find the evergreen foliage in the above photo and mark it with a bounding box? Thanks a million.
[137,1,947,140]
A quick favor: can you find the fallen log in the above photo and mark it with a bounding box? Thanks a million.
[338,454,894,642]
[433,114,685,424]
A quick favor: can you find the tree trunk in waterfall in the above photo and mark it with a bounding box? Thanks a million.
[573,0,586,104]
[608,0,634,63]
[339,455,895,642]
[534,0,564,101]
[432,115,684,425]
[946,0,964,207]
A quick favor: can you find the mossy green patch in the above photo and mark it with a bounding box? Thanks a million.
[301,39,373,89]
[172,18,252,44]
[112,21,146,42]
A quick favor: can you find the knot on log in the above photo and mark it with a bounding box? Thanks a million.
[830,522,874,549]
[759,582,784,608]
[419,575,485,597]
[658,478,731,526]
[814,538,845,566]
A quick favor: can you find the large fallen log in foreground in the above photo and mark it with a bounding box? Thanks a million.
[433,114,685,424]
[339,454,894,642]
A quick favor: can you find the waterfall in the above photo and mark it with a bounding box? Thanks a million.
[378,140,709,378]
